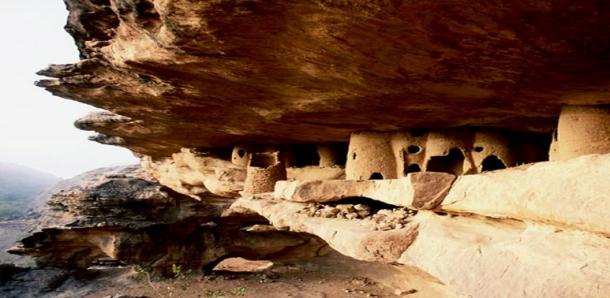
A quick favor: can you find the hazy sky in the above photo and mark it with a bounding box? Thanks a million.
[0,1,138,178]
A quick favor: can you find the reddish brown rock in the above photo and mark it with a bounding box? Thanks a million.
[38,0,610,158]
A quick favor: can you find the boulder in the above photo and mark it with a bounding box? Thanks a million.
[441,154,610,235]
[274,172,456,209]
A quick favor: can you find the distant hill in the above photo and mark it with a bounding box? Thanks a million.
[0,163,60,220]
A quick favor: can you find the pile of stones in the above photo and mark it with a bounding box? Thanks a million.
[297,203,417,231]
[370,208,417,231]
[298,203,372,219]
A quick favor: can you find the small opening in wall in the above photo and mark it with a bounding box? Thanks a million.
[481,155,506,172]
[473,146,484,153]
[237,149,246,158]
[405,164,421,174]
[369,172,384,180]
[352,152,357,160]
[407,145,421,154]
[426,148,464,175]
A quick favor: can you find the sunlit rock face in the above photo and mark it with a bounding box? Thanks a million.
[37,0,610,158]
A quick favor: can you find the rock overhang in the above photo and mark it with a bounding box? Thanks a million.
[37,0,610,158]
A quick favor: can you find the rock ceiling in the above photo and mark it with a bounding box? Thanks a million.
[38,0,610,157]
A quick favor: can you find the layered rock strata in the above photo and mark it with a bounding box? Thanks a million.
[274,172,456,210]
[274,154,610,236]
[25,1,610,297]
[234,197,610,298]
[9,166,328,273]
[441,154,610,235]
[235,154,610,297]
[37,0,610,158]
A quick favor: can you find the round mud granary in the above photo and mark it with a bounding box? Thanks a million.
[471,129,515,173]
[231,145,251,167]
[346,132,397,180]
[424,130,473,175]
[243,151,287,195]
[556,106,610,160]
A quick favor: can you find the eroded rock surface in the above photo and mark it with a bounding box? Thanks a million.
[274,172,456,209]
[441,154,610,236]
[37,0,610,157]
[9,166,327,273]
[236,153,610,297]
[235,194,610,298]
[24,1,610,297]
[233,196,418,263]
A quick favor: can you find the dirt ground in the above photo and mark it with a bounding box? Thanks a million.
[88,255,405,298]
[12,251,449,298]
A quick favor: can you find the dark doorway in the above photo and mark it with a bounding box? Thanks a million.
[481,155,506,172]
[426,148,464,175]
[289,144,320,167]
[369,172,384,180]
[404,164,421,175]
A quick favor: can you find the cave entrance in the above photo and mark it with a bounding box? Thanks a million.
[481,155,506,172]
[426,148,464,175]
[369,172,384,180]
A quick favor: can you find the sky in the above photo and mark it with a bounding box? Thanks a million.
[0,1,138,178]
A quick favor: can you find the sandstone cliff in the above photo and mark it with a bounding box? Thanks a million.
[10,1,610,297]
[36,0,610,157]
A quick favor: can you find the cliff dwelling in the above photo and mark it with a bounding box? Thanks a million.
[4,1,610,297]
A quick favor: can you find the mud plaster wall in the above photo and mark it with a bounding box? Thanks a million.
[346,132,398,180]
[244,152,287,195]
[553,106,610,161]
[390,131,427,176]
[424,129,474,175]
[346,128,531,180]
[472,130,516,172]
[231,145,251,167]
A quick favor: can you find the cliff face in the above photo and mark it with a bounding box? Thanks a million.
[37,0,610,157]
[13,1,610,297]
